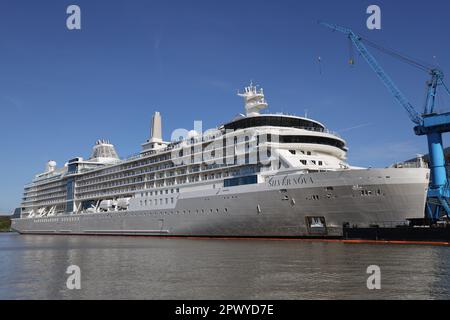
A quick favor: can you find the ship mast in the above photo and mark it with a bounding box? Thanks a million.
[238,82,268,116]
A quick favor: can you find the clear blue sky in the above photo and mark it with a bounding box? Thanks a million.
[1,0,450,212]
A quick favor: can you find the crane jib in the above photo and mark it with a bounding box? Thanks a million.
[321,21,450,221]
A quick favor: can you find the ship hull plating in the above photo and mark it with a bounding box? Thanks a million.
[12,168,429,238]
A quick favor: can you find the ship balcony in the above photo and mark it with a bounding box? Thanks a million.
[75,163,255,199]
[76,138,263,186]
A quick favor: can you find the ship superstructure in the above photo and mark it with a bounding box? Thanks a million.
[12,84,430,237]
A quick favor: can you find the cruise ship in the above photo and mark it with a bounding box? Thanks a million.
[12,84,430,237]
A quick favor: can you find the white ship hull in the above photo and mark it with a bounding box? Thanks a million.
[12,168,429,238]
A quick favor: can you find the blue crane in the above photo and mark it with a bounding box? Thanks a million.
[320,22,450,221]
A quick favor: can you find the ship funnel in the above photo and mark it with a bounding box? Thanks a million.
[141,112,167,153]
[150,111,163,143]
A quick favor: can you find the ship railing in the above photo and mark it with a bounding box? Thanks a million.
[294,127,342,138]
[81,127,343,170]
[121,152,142,161]
[390,161,429,169]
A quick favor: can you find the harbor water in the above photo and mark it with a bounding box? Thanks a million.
[0,232,449,300]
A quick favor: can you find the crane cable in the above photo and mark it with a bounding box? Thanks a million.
[442,81,450,97]
[359,38,435,73]
[358,37,450,108]
[361,37,450,100]
[440,81,450,111]
[348,37,355,65]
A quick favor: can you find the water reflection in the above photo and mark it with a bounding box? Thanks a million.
[0,233,449,300]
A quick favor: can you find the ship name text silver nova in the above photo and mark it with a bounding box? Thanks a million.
[12,84,430,237]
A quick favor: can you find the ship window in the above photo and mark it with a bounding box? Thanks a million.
[300,160,307,165]
[289,150,296,155]
[361,190,371,196]
[280,136,347,151]
[224,175,257,187]
[224,116,324,132]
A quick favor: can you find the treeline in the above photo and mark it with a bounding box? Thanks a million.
[0,217,11,232]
